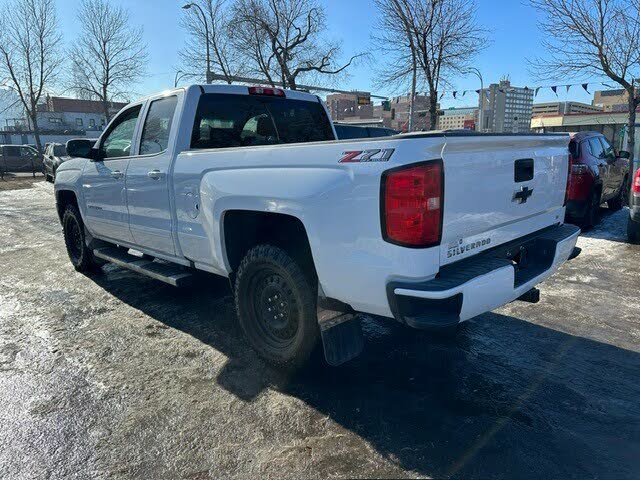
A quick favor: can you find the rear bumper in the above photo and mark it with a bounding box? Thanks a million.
[386,223,581,329]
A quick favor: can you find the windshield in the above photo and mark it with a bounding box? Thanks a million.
[53,145,67,157]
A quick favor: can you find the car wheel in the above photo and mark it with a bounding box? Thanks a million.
[607,178,626,211]
[581,190,601,229]
[628,216,640,244]
[234,244,320,369]
[62,204,102,272]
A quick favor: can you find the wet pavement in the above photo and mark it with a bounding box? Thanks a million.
[1,182,639,479]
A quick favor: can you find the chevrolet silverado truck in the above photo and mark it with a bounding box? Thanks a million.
[55,84,580,368]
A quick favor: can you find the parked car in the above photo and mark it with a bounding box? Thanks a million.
[628,167,640,242]
[55,84,580,368]
[334,123,398,139]
[43,140,97,182]
[566,132,630,228]
[0,144,43,174]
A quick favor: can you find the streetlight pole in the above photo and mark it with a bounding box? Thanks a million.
[182,3,211,84]
[464,67,484,132]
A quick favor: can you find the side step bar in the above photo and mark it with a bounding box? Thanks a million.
[93,247,194,287]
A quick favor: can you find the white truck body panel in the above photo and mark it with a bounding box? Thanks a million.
[55,84,577,323]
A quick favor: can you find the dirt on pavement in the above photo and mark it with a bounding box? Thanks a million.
[1,182,639,479]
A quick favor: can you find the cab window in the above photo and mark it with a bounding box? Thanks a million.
[599,137,615,161]
[139,96,178,155]
[100,105,141,159]
[588,137,605,159]
[191,93,334,149]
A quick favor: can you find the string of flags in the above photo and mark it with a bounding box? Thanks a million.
[431,81,616,101]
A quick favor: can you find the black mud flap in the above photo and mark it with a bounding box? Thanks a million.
[318,309,364,367]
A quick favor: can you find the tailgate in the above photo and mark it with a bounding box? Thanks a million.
[440,134,570,266]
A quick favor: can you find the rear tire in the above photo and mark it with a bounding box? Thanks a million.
[62,204,102,272]
[234,244,320,370]
[628,216,640,244]
[581,189,601,229]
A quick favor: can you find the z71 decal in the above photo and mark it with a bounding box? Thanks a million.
[338,148,395,163]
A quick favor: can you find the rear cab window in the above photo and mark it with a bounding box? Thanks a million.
[53,145,67,156]
[191,93,334,149]
[139,96,178,155]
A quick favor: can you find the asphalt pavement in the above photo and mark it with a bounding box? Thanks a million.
[1,182,639,479]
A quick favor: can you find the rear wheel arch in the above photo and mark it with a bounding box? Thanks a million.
[222,210,317,282]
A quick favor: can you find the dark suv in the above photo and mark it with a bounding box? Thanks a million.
[566,132,630,227]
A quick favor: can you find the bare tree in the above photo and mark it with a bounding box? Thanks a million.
[179,0,240,84]
[375,0,488,130]
[230,0,363,89]
[69,0,148,123]
[530,0,640,170]
[373,0,421,131]
[0,0,62,153]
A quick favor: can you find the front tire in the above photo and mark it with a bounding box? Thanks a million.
[234,244,319,369]
[62,204,102,272]
[628,216,640,244]
[607,178,626,211]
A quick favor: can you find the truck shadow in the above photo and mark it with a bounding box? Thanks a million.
[89,268,640,479]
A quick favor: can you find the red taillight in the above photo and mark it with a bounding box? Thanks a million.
[382,161,443,247]
[248,86,285,97]
[633,168,640,194]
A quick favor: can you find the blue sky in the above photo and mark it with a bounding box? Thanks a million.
[54,0,608,108]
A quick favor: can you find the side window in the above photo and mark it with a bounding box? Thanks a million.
[5,146,20,157]
[139,96,178,155]
[20,146,37,157]
[190,93,334,149]
[100,105,141,159]
[588,137,605,159]
[599,137,615,161]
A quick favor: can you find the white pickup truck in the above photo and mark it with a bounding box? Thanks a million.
[55,84,580,368]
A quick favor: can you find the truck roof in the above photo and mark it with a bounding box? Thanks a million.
[132,84,322,105]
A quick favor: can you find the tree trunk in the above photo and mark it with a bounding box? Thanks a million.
[428,89,438,131]
[408,51,417,133]
[31,113,43,155]
[102,84,111,124]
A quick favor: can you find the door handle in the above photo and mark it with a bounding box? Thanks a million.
[110,170,124,179]
[147,169,165,180]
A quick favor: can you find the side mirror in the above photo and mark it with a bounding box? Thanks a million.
[66,139,95,159]
[617,150,631,159]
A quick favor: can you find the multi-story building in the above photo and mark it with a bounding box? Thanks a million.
[532,101,602,116]
[33,96,127,132]
[325,92,373,121]
[378,94,434,132]
[592,89,629,112]
[437,106,478,130]
[479,80,534,133]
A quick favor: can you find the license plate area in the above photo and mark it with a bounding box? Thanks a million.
[492,237,556,287]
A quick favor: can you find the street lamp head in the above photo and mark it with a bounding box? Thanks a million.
[182,3,193,9]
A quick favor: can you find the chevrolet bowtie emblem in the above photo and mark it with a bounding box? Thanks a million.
[513,186,533,204]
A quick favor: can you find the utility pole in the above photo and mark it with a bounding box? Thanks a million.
[182,3,212,84]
